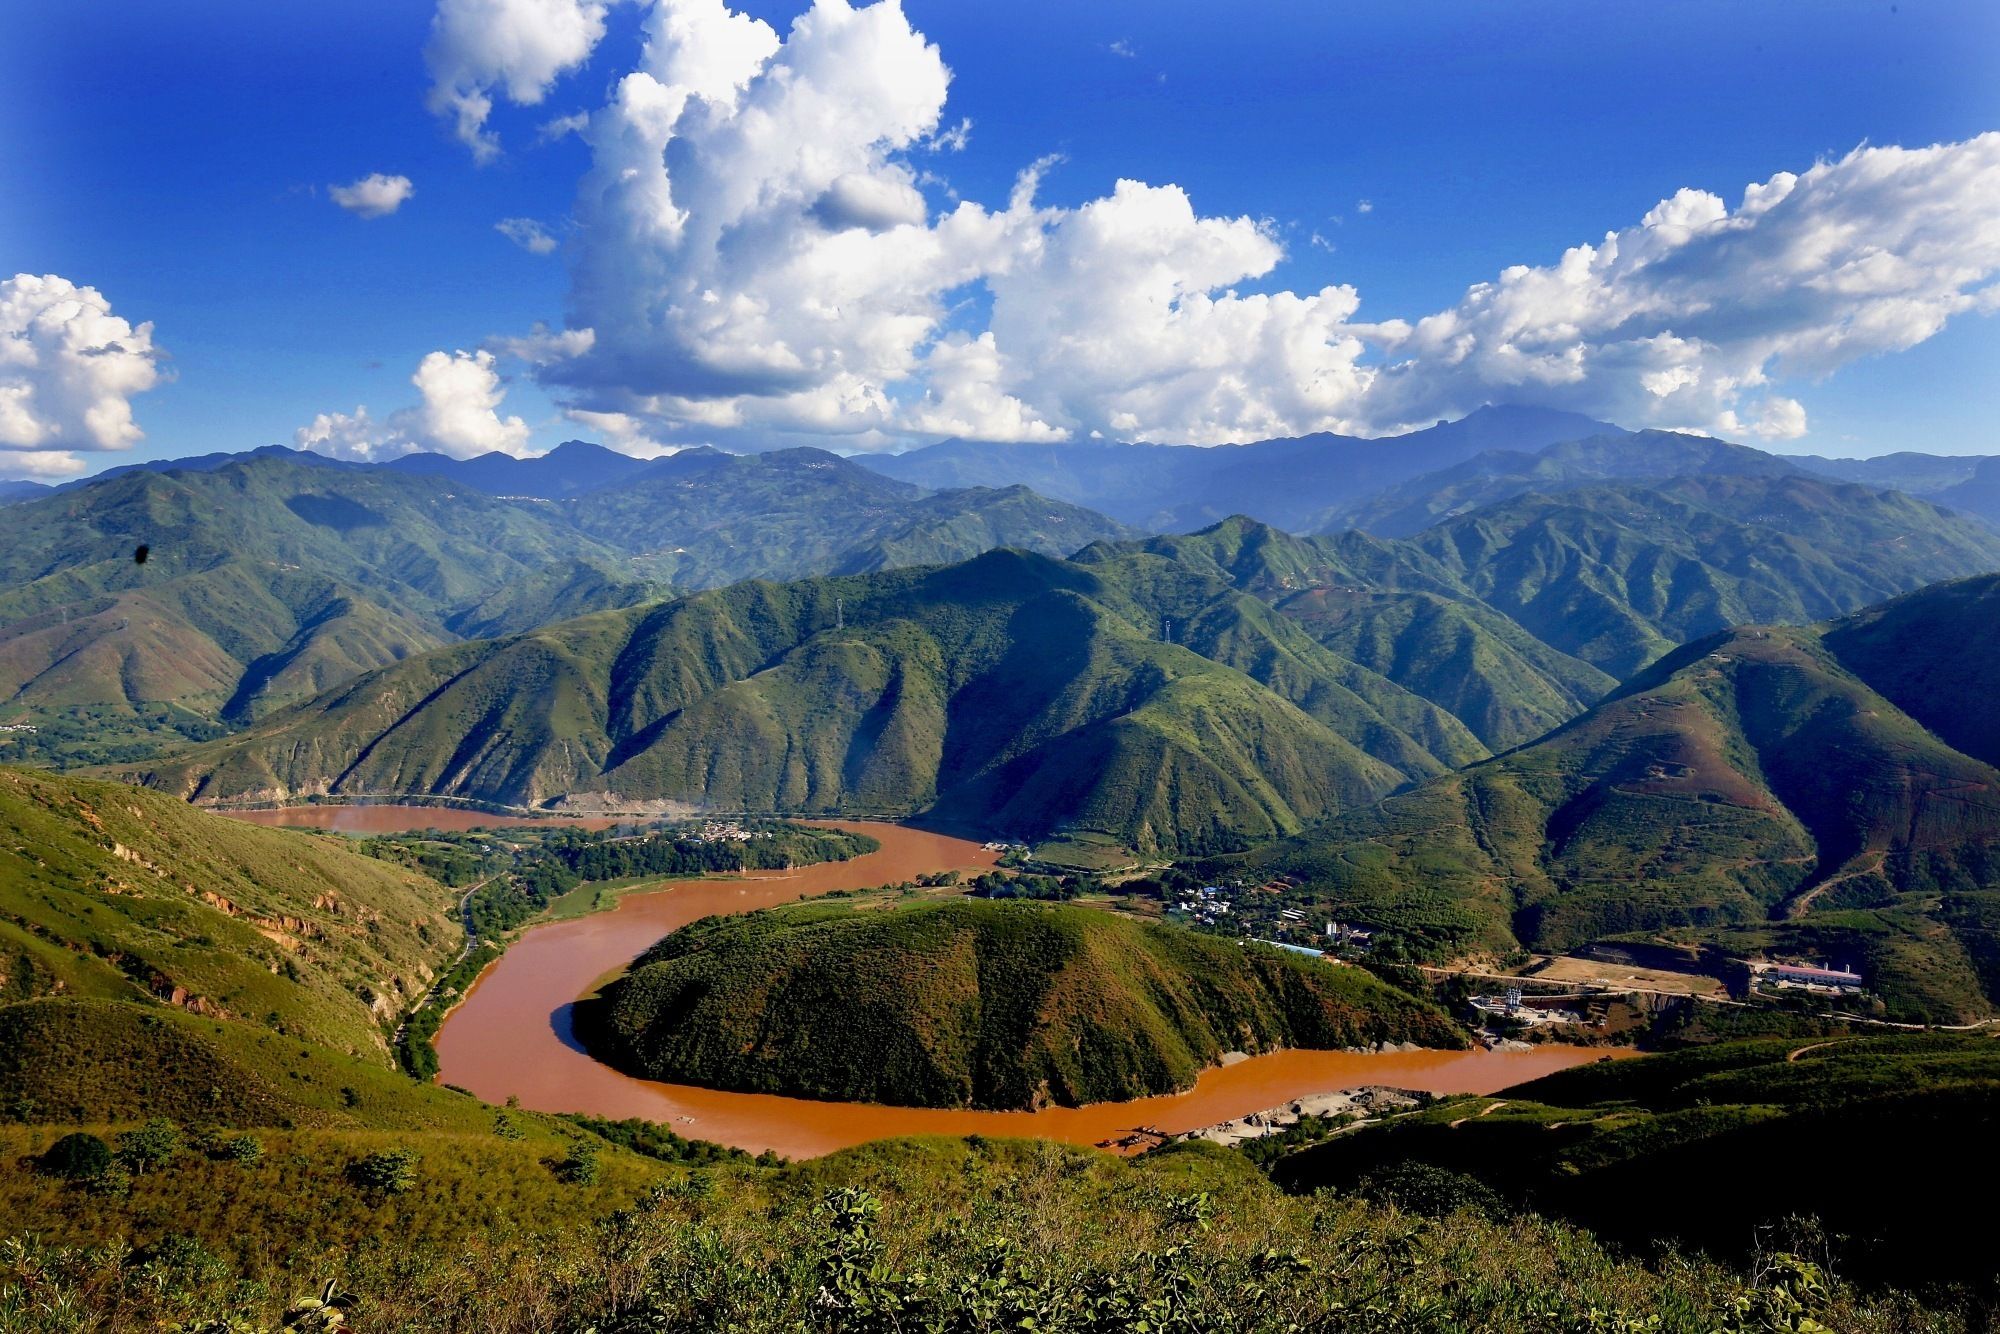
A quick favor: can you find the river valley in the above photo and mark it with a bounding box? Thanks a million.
[431,821,1609,1159]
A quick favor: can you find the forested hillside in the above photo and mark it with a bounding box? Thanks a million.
[585,898,1460,1108]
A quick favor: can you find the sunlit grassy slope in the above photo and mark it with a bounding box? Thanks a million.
[0,767,457,1058]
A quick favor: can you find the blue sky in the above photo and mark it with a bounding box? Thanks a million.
[2,0,1996,478]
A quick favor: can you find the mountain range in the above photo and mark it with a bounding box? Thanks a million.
[858,406,2000,534]
[115,546,1486,853]
[0,447,1130,760]
[9,402,2000,877]
[110,474,2000,860]
[1235,573,2000,1021]
[860,405,1625,532]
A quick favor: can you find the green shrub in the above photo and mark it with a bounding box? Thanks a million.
[39,1131,112,1181]
[553,1143,600,1185]
[118,1118,182,1174]
[1356,1160,1512,1220]
[347,1146,419,1195]
[219,1134,264,1166]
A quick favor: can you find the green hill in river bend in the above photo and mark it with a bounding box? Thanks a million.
[583,898,1462,1110]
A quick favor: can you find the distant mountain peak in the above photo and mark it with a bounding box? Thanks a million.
[862,405,1634,532]
[541,438,618,458]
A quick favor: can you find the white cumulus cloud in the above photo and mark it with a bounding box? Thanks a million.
[427,0,615,161]
[295,406,398,462]
[0,275,164,471]
[329,173,415,218]
[1364,135,2000,438]
[448,0,2000,448]
[0,450,88,480]
[296,349,534,460]
[405,348,534,456]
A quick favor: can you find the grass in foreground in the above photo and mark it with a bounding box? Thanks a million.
[0,1134,1950,1333]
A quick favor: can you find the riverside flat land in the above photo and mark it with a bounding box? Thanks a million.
[1528,956,1728,998]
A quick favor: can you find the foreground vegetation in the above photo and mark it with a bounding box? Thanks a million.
[0,1132,1954,1333]
[1277,1033,2000,1294]
[584,898,1462,1109]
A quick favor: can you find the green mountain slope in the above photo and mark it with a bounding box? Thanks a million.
[1408,473,2000,678]
[1084,515,1465,604]
[1281,589,1617,751]
[558,447,1135,586]
[1323,430,1801,537]
[1081,518,1613,751]
[1235,582,2000,1019]
[440,557,669,641]
[1820,573,2000,768]
[115,549,1476,853]
[0,767,457,1058]
[835,483,1142,574]
[584,898,1461,1109]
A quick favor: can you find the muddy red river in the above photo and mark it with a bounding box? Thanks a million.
[434,822,1611,1159]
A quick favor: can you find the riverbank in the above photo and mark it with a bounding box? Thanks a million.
[1179,1086,1428,1149]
